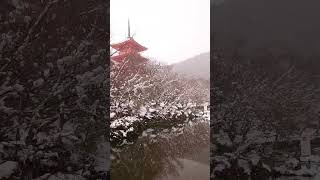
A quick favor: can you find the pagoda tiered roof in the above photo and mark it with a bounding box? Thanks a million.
[111,37,147,52]
[110,20,148,63]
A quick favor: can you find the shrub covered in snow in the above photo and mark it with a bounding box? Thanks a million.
[110,61,209,148]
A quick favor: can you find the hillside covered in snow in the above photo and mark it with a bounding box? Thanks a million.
[170,52,210,80]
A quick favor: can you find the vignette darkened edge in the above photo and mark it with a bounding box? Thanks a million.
[0,0,110,179]
[211,0,320,180]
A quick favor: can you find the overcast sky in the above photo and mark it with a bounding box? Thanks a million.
[110,0,210,64]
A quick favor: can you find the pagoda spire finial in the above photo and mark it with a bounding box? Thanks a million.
[127,18,131,38]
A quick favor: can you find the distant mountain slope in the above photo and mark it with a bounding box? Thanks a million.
[171,52,210,80]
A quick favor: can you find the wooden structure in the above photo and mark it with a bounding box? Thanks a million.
[111,20,148,64]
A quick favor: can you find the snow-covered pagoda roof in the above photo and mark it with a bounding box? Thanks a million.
[111,37,147,52]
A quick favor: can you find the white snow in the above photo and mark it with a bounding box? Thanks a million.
[14,84,24,92]
[33,78,44,87]
[43,69,50,77]
[146,128,154,133]
[238,159,251,175]
[0,161,18,179]
[110,116,140,129]
[139,106,147,116]
[110,112,116,118]
[57,56,73,73]
[217,130,232,147]
[262,163,271,172]
[47,172,86,180]
[248,153,260,166]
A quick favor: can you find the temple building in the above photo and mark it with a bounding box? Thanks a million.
[111,20,148,64]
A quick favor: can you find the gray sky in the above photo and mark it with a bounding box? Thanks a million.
[110,0,210,64]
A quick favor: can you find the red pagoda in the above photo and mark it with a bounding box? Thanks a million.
[111,20,148,64]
